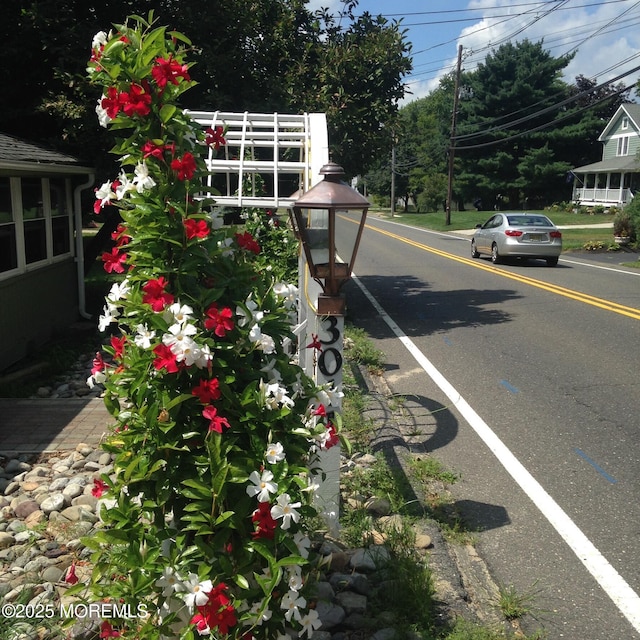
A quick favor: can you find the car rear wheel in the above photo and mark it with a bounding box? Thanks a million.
[491,243,501,264]
[471,239,480,258]
[546,256,559,266]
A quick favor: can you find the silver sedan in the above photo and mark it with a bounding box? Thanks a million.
[471,212,563,266]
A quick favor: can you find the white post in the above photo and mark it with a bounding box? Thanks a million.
[298,262,343,536]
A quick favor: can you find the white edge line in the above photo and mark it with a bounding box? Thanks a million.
[351,271,640,633]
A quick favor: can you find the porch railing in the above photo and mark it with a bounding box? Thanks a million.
[573,187,632,205]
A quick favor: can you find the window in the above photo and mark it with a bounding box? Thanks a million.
[617,136,629,156]
[0,177,17,273]
[50,178,71,256]
[0,175,75,280]
[22,177,46,264]
[622,117,629,130]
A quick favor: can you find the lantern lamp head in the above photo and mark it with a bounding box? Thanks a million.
[290,163,369,315]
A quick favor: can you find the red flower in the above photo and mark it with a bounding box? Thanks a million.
[191,584,237,636]
[313,404,327,417]
[121,82,152,117]
[153,343,179,373]
[110,335,126,360]
[205,126,226,150]
[251,502,277,539]
[306,334,322,351]
[142,277,174,311]
[152,56,190,89]
[92,478,108,498]
[141,140,166,160]
[65,563,79,585]
[91,352,105,376]
[324,422,340,450]
[102,247,127,274]
[192,378,221,404]
[171,152,197,180]
[203,405,230,433]
[204,303,234,337]
[101,86,123,119]
[111,224,130,247]
[184,218,210,239]
[99,621,121,638]
[234,231,260,254]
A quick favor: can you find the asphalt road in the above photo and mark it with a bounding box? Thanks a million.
[337,212,640,639]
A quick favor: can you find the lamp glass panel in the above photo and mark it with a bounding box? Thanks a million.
[301,208,330,272]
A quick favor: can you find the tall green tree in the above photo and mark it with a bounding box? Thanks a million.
[454,39,576,208]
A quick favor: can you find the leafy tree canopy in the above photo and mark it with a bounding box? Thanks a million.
[0,0,411,179]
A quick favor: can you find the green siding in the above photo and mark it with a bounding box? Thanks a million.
[0,260,79,372]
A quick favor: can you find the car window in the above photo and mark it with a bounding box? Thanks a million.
[507,215,552,226]
[482,215,500,229]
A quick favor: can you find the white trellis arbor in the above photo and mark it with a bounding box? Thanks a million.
[188,110,329,207]
[188,111,341,531]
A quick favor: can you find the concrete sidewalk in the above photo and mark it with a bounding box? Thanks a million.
[0,397,112,456]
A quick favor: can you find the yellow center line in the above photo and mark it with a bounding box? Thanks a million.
[348,217,640,321]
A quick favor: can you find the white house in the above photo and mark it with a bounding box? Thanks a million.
[571,103,640,208]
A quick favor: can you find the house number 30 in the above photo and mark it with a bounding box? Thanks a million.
[318,317,343,377]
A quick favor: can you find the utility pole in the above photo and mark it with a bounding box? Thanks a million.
[390,142,396,218]
[446,44,463,226]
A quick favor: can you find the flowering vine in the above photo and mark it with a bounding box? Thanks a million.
[74,14,343,640]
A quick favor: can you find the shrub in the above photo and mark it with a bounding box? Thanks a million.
[74,14,342,640]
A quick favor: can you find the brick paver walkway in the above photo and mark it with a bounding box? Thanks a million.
[0,398,112,455]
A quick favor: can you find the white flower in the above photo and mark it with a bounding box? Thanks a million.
[299,608,322,638]
[96,100,111,128]
[164,302,194,327]
[218,237,234,257]
[132,160,156,193]
[293,532,311,559]
[134,324,156,349]
[281,590,306,622]
[98,302,119,332]
[107,279,130,302]
[94,179,115,207]
[92,31,108,49]
[155,567,185,597]
[270,493,301,530]
[163,322,198,356]
[265,442,285,464]
[301,476,320,495]
[287,565,304,592]
[115,170,134,200]
[257,332,276,354]
[191,344,213,369]
[86,370,106,389]
[262,381,294,410]
[246,470,278,502]
[248,601,272,626]
[274,282,298,309]
[237,297,263,327]
[182,574,213,611]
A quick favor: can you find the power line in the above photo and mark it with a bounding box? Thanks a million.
[452,82,632,150]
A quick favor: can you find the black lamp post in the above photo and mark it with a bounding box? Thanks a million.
[290,162,369,315]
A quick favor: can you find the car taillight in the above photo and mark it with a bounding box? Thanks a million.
[550,231,562,238]
[505,229,523,237]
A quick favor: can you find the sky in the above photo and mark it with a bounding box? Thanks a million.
[307,0,640,104]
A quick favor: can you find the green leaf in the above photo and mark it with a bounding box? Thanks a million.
[160,104,178,124]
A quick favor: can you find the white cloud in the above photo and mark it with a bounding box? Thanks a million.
[404,0,640,103]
